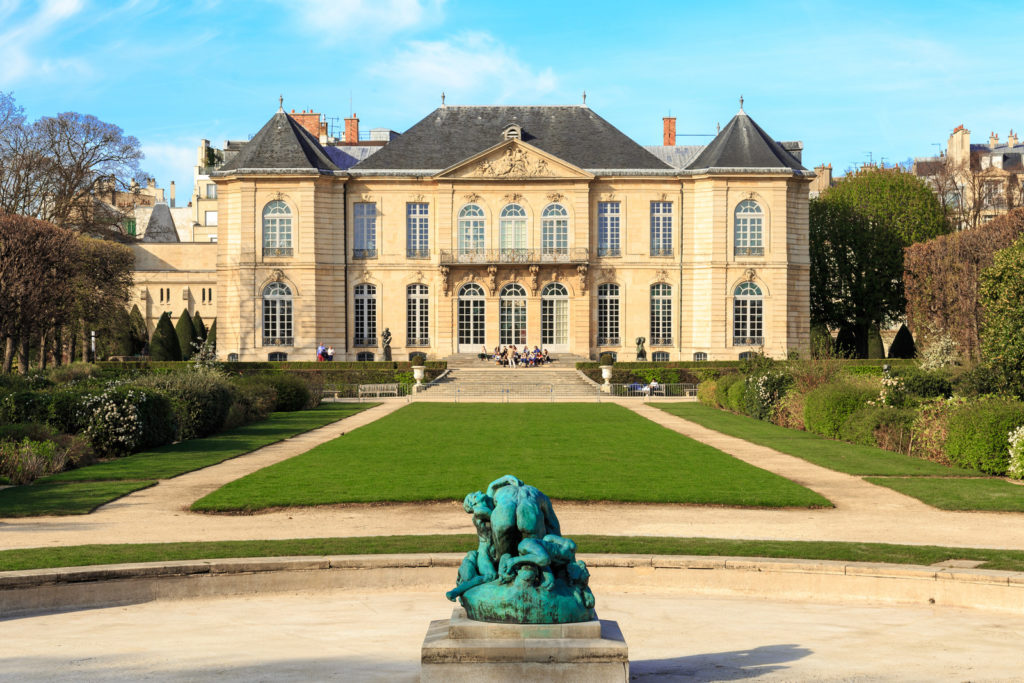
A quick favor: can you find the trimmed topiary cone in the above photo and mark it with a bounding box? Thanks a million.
[150,312,183,361]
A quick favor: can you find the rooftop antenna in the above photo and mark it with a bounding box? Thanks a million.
[582,90,587,105]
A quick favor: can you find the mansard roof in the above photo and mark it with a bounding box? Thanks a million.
[685,111,807,174]
[351,106,673,173]
[217,111,341,175]
[141,204,179,243]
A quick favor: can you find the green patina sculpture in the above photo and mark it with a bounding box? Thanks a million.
[446,475,596,624]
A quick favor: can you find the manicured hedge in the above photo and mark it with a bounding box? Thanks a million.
[895,368,952,399]
[98,360,447,371]
[841,405,916,451]
[803,382,877,439]
[945,397,1024,475]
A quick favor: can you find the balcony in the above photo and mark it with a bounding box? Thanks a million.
[650,246,673,257]
[353,336,377,347]
[264,246,293,258]
[596,336,620,346]
[597,246,620,257]
[733,336,764,346]
[353,248,378,259]
[734,246,764,257]
[406,247,430,259]
[263,336,294,347]
[439,247,589,265]
[650,336,673,346]
[407,337,430,346]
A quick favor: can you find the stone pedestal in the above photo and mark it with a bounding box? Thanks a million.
[421,607,628,682]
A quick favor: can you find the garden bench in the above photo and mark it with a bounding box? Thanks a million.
[358,383,400,398]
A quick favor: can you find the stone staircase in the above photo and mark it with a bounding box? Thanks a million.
[416,353,600,400]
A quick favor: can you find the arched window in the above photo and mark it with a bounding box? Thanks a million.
[650,284,672,345]
[652,351,670,362]
[263,200,293,256]
[541,204,568,259]
[500,204,527,258]
[733,282,763,346]
[597,283,620,345]
[457,283,485,349]
[407,284,429,346]
[458,204,485,258]
[262,282,293,346]
[734,200,764,256]
[354,284,377,346]
[499,283,527,346]
[541,282,568,347]
[693,351,708,362]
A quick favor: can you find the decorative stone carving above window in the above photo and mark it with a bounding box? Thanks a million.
[464,192,481,203]
[547,192,565,203]
[502,192,524,203]
[474,147,553,178]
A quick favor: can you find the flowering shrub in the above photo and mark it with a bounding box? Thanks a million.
[79,385,175,457]
[1008,426,1024,480]
[920,333,959,371]
[135,368,232,440]
[0,439,62,485]
[743,370,792,420]
[867,374,907,408]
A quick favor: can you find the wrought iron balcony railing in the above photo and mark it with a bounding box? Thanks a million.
[263,336,294,346]
[734,246,764,256]
[597,246,620,257]
[650,336,673,346]
[353,337,377,347]
[733,336,764,346]
[439,247,589,265]
[353,248,378,259]
[596,336,620,346]
[406,247,430,259]
[407,337,430,346]
[650,246,673,257]
[264,246,293,257]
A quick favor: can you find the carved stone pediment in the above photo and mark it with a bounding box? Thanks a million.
[437,140,593,180]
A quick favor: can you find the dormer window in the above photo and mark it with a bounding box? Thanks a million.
[502,123,522,141]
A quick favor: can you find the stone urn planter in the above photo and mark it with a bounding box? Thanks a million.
[412,365,426,386]
[600,365,613,385]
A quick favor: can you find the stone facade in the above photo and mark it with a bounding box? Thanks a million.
[132,104,812,362]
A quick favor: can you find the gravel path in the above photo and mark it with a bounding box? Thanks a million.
[3,399,1024,552]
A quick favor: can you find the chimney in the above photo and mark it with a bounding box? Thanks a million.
[1009,129,1019,148]
[990,131,1000,148]
[662,117,676,146]
[344,113,360,144]
[147,178,156,189]
[289,108,324,139]
[170,181,176,208]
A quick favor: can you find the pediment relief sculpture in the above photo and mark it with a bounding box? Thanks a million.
[473,146,555,179]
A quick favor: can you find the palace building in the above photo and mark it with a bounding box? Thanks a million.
[130,101,813,362]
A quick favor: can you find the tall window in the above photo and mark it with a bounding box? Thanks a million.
[458,204,485,256]
[407,203,429,258]
[500,204,527,258]
[262,282,293,346]
[262,200,292,256]
[458,283,486,347]
[354,284,377,346]
[541,282,568,346]
[542,203,568,259]
[407,284,429,346]
[354,203,377,259]
[650,201,672,256]
[597,202,620,256]
[650,283,672,345]
[733,281,763,345]
[597,283,620,345]
[734,200,764,256]
[205,184,217,199]
[499,283,527,346]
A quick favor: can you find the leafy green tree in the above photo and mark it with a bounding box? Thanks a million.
[192,311,208,342]
[979,235,1024,393]
[824,166,949,247]
[810,198,906,357]
[888,324,917,359]
[150,312,182,361]
[128,305,148,354]
[175,310,198,361]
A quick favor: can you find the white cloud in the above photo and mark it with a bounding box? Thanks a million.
[0,0,90,86]
[371,32,558,103]
[280,0,444,41]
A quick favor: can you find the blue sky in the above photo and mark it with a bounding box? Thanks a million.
[2,0,1021,192]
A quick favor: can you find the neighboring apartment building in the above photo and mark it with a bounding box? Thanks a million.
[131,102,813,361]
[914,125,1024,229]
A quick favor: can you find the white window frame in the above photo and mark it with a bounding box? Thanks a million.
[733,281,764,345]
[500,203,527,256]
[734,200,764,256]
[650,283,672,345]
[407,284,429,346]
[650,201,672,256]
[597,283,620,345]
[458,204,486,256]
[354,284,377,346]
[354,202,377,259]
[542,203,568,258]
[262,282,293,346]
[262,200,292,256]
[406,202,429,258]
[598,201,620,257]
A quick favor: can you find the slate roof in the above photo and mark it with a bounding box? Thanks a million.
[644,145,705,169]
[141,204,179,243]
[324,144,382,170]
[685,112,807,174]
[351,106,673,173]
[216,111,341,175]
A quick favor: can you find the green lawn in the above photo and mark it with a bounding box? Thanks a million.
[867,477,1024,511]
[192,403,831,512]
[0,481,155,517]
[656,403,975,476]
[4,535,1024,572]
[0,403,373,518]
[656,403,1024,512]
